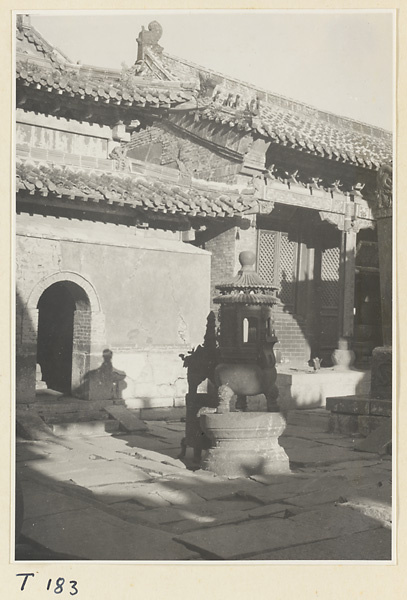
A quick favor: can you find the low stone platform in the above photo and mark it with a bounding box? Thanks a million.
[17,394,147,439]
[326,396,391,438]
[277,368,371,411]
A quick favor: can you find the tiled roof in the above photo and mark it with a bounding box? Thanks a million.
[195,102,391,169]
[16,58,197,109]
[148,49,392,170]
[16,15,71,64]
[16,159,257,219]
[16,19,392,170]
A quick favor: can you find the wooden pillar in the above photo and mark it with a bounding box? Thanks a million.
[338,229,357,340]
[376,216,392,346]
[370,163,392,346]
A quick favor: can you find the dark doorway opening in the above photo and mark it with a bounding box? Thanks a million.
[37,280,91,395]
[37,282,75,394]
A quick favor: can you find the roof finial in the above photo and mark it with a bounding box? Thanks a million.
[16,14,31,30]
[136,21,163,62]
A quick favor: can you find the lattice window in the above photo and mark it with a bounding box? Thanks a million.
[258,230,297,307]
[321,247,340,308]
[279,234,296,305]
[257,231,276,284]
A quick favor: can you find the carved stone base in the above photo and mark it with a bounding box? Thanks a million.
[199,412,290,478]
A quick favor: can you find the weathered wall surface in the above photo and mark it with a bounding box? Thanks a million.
[16,214,211,406]
[126,125,241,183]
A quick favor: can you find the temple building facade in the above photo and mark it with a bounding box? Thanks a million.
[15,16,392,411]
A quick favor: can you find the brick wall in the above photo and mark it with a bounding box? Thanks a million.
[127,125,241,183]
[274,307,312,366]
[205,227,237,309]
[73,309,92,352]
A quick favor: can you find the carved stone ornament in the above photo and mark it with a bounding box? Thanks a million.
[137,21,163,47]
[257,199,275,214]
[351,218,376,233]
[319,211,345,230]
[376,163,392,210]
[136,21,163,61]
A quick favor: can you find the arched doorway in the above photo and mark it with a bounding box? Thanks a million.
[36,281,91,395]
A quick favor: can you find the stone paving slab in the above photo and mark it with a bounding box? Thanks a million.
[111,433,175,452]
[289,504,383,536]
[108,497,259,531]
[251,528,392,561]
[285,444,370,466]
[16,440,73,462]
[67,463,153,488]
[279,437,321,450]
[250,473,348,495]
[89,482,172,506]
[148,421,185,433]
[283,487,352,507]
[146,423,183,441]
[329,459,384,471]
[175,504,382,560]
[20,480,92,519]
[341,500,391,528]
[187,482,257,502]
[246,503,288,519]
[235,477,348,505]
[22,507,198,560]
[164,510,252,534]
[173,517,309,559]
[130,447,186,469]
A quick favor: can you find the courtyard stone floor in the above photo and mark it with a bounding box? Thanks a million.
[16,408,392,561]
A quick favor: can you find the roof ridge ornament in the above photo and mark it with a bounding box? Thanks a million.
[16,14,31,30]
[137,21,163,62]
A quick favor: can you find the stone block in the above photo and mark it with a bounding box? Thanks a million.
[370,400,392,417]
[328,414,360,435]
[370,346,392,399]
[326,396,370,415]
[358,415,391,438]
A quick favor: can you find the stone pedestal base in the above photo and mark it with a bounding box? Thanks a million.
[200,412,290,478]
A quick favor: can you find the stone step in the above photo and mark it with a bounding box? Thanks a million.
[41,410,111,424]
[49,419,120,437]
[18,400,126,426]
[16,412,54,441]
[103,405,147,433]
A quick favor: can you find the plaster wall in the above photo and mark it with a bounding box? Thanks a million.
[16,214,211,406]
